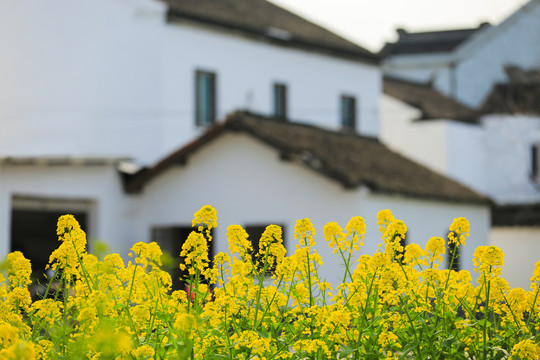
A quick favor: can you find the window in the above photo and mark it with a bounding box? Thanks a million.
[340,95,357,130]
[273,83,287,119]
[196,70,216,126]
[245,224,285,274]
[531,145,539,180]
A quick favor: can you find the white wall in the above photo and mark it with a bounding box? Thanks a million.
[491,227,540,290]
[0,0,381,166]
[380,95,449,175]
[0,164,135,260]
[380,95,487,195]
[136,132,489,284]
[158,22,380,157]
[0,0,167,164]
[482,115,540,204]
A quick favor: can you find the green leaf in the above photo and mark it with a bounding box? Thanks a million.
[477,318,492,328]
[339,346,360,358]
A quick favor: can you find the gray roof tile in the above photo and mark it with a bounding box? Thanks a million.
[126,111,488,204]
[163,0,378,63]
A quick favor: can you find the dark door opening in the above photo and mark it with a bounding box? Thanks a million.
[10,209,88,282]
[152,226,214,291]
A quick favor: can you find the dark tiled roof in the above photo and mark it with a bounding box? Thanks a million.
[482,83,540,115]
[380,24,489,57]
[482,68,540,115]
[163,0,378,63]
[492,203,540,227]
[126,111,488,204]
[383,76,478,123]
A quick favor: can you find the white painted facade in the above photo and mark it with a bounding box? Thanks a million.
[482,115,540,204]
[0,0,380,167]
[380,97,540,205]
[383,0,540,109]
[134,133,489,284]
[491,227,540,289]
[380,95,487,195]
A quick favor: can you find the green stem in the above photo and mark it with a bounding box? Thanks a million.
[483,271,491,360]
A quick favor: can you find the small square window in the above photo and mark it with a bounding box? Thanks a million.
[273,83,287,120]
[196,70,216,126]
[341,95,356,130]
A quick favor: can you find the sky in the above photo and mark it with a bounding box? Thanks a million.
[268,0,529,52]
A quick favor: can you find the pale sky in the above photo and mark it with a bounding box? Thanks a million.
[268,0,529,52]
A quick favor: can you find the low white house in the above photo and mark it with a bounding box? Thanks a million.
[0,0,490,286]
[126,111,489,284]
[380,2,540,287]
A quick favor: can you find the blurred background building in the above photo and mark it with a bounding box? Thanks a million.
[1,0,537,287]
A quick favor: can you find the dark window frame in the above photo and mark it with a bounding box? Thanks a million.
[195,70,217,126]
[531,144,539,180]
[340,95,357,130]
[273,83,287,120]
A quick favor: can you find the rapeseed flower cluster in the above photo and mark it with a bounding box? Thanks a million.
[0,206,539,359]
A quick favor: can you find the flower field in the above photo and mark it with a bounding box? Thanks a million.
[1,205,539,359]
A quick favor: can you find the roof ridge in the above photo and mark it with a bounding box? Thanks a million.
[164,0,379,63]
[126,111,489,204]
[231,110,381,142]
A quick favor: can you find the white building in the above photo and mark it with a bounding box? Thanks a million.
[0,0,490,285]
[381,0,540,109]
[380,0,540,288]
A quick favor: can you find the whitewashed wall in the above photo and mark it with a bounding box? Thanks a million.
[0,164,135,260]
[482,115,540,204]
[491,227,540,290]
[380,95,449,175]
[0,0,167,164]
[380,95,487,196]
[157,22,381,157]
[0,0,380,166]
[381,96,540,205]
[135,132,489,284]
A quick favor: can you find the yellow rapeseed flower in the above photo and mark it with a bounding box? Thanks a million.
[473,245,504,276]
[511,339,540,359]
[324,222,346,254]
[294,218,316,248]
[448,217,470,247]
[377,209,394,232]
[5,252,32,288]
[192,205,218,234]
[425,236,445,266]
[227,225,252,260]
